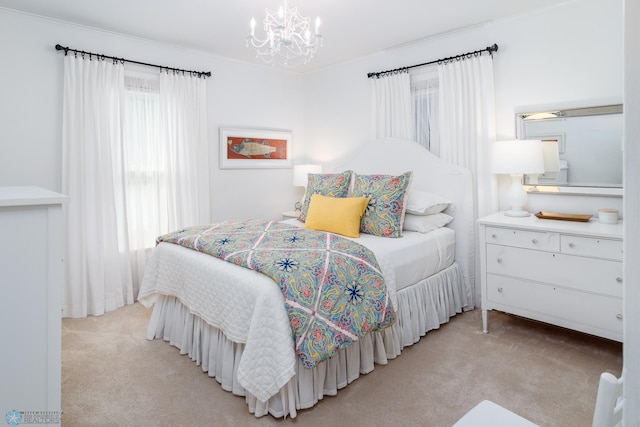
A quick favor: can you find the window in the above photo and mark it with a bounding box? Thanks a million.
[123,73,170,250]
[411,68,439,154]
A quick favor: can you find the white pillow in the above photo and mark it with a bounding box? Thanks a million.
[405,190,451,215]
[403,213,453,233]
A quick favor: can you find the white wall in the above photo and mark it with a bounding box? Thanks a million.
[0,8,305,222]
[0,0,624,221]
[303,0,623,217]
[623,0,640,421]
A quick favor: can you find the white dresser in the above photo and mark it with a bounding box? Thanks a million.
[478,212,623,342]
[0,187,67,426]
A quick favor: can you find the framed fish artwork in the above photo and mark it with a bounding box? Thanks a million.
[219,127,292,169]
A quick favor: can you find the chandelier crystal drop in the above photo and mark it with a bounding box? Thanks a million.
[247,0,323,67]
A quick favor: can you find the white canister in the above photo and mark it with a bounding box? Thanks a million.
[598,208,619,224]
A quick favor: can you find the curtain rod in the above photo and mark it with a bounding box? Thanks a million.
[54,44,212,78]
[367,43,498,79]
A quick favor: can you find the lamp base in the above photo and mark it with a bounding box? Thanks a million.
[504,209,530,217]
[504,174,530,218]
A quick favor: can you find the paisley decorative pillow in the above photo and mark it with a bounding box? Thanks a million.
[297,170,353,222]
[352,171,412,238]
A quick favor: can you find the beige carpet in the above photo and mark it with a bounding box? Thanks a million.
[61,303,621,426]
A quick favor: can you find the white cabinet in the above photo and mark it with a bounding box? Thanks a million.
[0,187,67,426]
[478,212,623,342]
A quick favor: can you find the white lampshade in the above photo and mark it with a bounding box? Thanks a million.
[492,140,544,218]
[492,140,545,175]
[293,164,322,187]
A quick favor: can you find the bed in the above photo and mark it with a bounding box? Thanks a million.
[138,137,475,418]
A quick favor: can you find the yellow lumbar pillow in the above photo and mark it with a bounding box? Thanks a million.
[304,194,370,238]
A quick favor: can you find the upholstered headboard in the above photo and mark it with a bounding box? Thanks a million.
[335,137,475,304]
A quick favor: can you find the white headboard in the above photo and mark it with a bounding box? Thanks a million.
[335,137,475,304]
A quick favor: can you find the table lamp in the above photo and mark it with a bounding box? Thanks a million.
[492,140,544,217]
[293,164,322,211]
[293,164,322,187]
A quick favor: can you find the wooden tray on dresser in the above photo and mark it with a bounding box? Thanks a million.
[534,211,593,222]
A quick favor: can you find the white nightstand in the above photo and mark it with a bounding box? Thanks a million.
[478,212,623,341]
[282,210,299,220]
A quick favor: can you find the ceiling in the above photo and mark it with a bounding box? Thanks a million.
[0,0,568,72]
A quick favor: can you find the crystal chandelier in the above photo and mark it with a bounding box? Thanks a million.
[247,0,323,67]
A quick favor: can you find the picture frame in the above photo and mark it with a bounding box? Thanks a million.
[219,127,292,169]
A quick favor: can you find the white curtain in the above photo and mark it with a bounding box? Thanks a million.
[62,58,209,318]
[438,55,498,219]
[62,55,134,318]
[438,55,497,304]
[125,72,210,289]
[371,71,413,140]
[159,72,209,228]
[369,54,496,305]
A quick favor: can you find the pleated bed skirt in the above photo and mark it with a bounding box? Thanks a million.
[145,262,472,418]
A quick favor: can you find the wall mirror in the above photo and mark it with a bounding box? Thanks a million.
[516,104,623,197]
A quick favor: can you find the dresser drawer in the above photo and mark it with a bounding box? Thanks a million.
[485,226,559,252]
[486,244,623,297]
[486,274,623,339]
[561,235,623,261]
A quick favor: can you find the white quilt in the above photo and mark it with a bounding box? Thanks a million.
[138,240,396,403]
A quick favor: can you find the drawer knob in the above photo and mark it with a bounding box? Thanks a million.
[568,242,575,248]
[532,238,538,244]
[497,257,503,264]
[616,314,623,320]
[491,233,497,239]
[616,276,623,283]
[497,287,503,293]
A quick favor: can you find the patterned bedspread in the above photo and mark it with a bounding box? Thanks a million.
[157,219,395,368]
